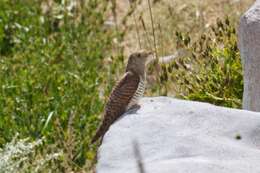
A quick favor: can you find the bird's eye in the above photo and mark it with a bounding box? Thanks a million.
[137,53,141,57]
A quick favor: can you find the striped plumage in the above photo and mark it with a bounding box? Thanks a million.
[91,51,153,144]
[127,77,145,110]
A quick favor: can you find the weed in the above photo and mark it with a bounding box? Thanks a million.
[154,17,243,108]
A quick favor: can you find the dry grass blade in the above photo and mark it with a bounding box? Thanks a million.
[134,13,142,49]
[147,0,157,57]
[139,15,153,49]
[133,141,146,173]
[128,0,142,48]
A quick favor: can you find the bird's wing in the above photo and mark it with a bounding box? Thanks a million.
[91,71,140,143]
[104,71,140,122]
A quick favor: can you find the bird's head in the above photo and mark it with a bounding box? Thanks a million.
[126,50,154,75]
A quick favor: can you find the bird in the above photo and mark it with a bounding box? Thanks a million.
[91,50,154,144]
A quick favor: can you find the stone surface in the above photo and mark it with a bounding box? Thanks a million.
[96,97,260,173]
[239,0,260,111]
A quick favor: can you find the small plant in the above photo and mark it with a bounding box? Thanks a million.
[0,135,62,173]
[154,17,243,108]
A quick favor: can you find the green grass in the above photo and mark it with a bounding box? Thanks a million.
[0,0,246,172]
[0,0,123,171]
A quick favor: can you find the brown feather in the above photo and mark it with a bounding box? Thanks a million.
[91,71,140,143]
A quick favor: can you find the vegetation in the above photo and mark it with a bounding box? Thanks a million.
[0,0,118,172]
[156,17,243,108]
[0,0,253,172]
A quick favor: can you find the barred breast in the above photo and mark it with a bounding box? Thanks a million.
[127,77,145,110]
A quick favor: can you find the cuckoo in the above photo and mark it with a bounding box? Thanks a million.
[91,50,154,144]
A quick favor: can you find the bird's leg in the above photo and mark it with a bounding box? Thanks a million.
[126,104,141,114]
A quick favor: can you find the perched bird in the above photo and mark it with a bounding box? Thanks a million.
[91,50,154,144]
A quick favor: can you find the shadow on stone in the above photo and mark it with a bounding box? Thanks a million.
[126,104,141,115]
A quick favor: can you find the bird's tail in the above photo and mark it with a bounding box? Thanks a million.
[91,122,110,144]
